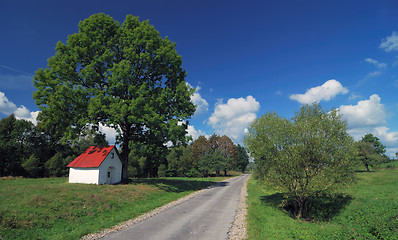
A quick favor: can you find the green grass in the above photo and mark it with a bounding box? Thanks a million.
[247,168,398,239]
[0,176,226,240]
[373,160,398,169]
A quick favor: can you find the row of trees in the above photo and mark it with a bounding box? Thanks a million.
[0,113,249,178]
[128,134,249,178]
[0,114,108,178]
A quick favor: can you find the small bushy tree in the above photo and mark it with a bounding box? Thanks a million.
[245,104,357,218]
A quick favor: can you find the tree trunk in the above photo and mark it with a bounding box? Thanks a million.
[365,163,370,172]
[120,133,130,183]
[295,197,307,219]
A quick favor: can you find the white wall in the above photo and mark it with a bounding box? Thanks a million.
[69,168,99,184]
[98,148,123,185]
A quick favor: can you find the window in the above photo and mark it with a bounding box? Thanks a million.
[108,171,111,178]
[111,153,114,159]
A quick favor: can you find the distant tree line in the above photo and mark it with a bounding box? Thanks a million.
[0,114,107,178]
[128,134,249,178]
[0,114,249,178]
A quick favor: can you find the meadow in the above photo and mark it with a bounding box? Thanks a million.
[247,164,398,239]
[0,176,226,239]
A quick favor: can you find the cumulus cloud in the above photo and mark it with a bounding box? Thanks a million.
[186,124,208,141]
[338,94,386,129]
[290,79,349,104]
[379,31,398,52]
[0,91,39,124]
[0,92,18,115]
[338,94,398,157]
[364,58,387,69]
[208,95,260,142]
[374,126,398,147]
[190,85,209,116]
[98,123,118,145]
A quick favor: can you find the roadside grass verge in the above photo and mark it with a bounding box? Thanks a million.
[0,176,227,239]
[247,168,398,239]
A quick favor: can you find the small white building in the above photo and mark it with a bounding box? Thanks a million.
[67,145,122,185]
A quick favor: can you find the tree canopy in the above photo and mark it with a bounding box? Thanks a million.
[361,133,386,155]
[244,104,357,218]
[33,13,195,179]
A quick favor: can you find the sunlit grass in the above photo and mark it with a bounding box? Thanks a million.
[247,168,398,239]
[0,176,226,239]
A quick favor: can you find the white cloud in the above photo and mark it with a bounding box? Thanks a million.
[380,31,398,52]
[374,126,398,147]
[364,58,387,69]
[338,94,398,157]
[0,91,39,125]
[190,85,208,116]
[186,124,208,141]
[290,79,349,104]
[0,92,18,115]
[14,105,31,119]
[98,123,118,145]
[208,95,260,142]
[338,94,386,129]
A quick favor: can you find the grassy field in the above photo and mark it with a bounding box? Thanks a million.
[247,167,398,239]
[0,176,227,240]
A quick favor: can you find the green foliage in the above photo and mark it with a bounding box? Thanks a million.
[198,150,226,177]
[245,104,358,218]
[361,133,386,155]
[22,154,42,178]
[235,144,249,173]
[72,129,108,155]
[247,168,398,239]
[0,115,22,176]
[33,13,195,180]
[357,141,383,171]
[45,153,67,177]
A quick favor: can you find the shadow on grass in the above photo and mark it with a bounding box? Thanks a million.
[127,178,221,193]
[260,192,352,221]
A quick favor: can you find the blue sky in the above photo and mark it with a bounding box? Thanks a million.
[1,0,398,156]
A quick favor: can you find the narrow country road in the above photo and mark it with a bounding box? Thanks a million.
[102,174,250,240]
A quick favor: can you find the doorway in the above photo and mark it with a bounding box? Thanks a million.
[107,166,114,184]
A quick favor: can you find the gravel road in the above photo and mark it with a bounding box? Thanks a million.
[94,174,250,240]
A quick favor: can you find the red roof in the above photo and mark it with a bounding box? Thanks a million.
[67,145,119,168]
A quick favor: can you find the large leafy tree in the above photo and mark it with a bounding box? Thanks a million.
[33,14,195,180]
[361,133,386,155]
[356,141,381,172]
[217,135,238,175]
[244,104,357,219]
